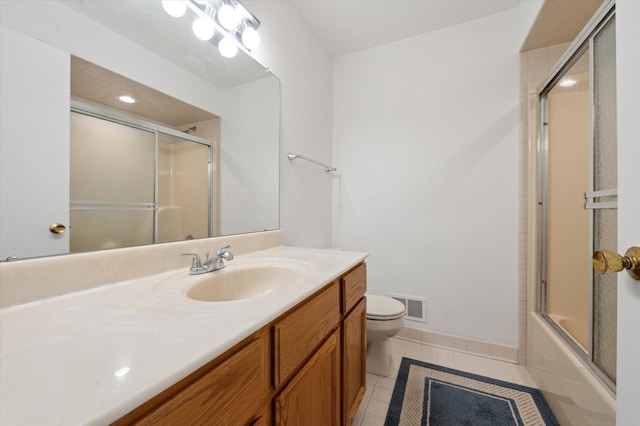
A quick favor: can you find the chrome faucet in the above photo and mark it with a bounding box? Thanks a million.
[181,245,234,275]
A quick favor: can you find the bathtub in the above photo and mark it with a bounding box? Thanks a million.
[526,313,615,425]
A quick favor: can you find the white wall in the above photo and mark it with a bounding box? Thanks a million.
[243,0,334,248]
[332,4,540,346]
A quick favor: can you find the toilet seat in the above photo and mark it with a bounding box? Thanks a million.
[367,295,405,321]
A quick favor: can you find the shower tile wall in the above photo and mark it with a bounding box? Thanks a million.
[518,42,571,363]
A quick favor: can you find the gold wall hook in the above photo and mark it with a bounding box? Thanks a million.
[49,223,66,234]
[592,246,640,280]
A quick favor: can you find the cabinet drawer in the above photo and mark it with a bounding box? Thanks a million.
[342,263,366,314]
[274,282,340,386]
[133,333,270,425]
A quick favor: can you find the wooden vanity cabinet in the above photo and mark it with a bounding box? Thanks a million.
[113,330,271,426]
[274,282,340,386]
[340,264,367,426]
[342,297,366,425]
[113,262,367,426]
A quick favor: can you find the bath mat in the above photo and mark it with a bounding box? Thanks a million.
[385,357,559,426]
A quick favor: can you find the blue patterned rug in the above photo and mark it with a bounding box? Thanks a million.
[385,357,559,426]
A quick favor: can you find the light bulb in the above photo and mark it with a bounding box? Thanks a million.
[558,78,577,87]
[162,0,186,18]
[192,18,215,41]
[241,27,260,49]
[118,95,136,104]
[235,4,250,20]
[217,4,239,30]
[218,38,238,58]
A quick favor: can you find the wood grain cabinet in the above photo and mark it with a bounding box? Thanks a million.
[340,264,367,426]
[114,262,367,426]
[275,330,341,426]
[113,330,271,426]
[274,282,340,386]
[342,297,366,425]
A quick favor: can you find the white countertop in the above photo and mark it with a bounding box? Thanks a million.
[0,246,367,425]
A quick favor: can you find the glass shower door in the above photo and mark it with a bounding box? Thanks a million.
[70,108,215,252]
[70,111,156,252]
[540,12,617,390]
[590,16,617,386]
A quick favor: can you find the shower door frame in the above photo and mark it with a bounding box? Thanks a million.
[537,1,616,394]
[70,99,215,244]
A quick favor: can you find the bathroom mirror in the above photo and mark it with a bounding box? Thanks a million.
[0,0,279,260]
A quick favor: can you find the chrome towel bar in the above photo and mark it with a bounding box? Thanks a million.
[287,153,336,173]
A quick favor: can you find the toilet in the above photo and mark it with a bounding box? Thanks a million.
[366,294,406,376]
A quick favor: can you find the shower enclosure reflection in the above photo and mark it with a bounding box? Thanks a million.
[70,109,214,253]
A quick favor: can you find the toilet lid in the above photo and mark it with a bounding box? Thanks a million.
[367,295,405,320]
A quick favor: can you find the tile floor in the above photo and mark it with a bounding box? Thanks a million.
[353,337,537,426]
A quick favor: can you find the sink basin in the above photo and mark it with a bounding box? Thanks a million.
[187,264,303,302]
[153,258,315,302]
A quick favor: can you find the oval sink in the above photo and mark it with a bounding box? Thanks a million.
[186,264,303,302]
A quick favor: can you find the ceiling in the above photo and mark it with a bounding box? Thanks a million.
[291,0,522,57]
[71,57,216,128]
[68,0,605,123]
[290,0,604,57]
[521,0,604,51]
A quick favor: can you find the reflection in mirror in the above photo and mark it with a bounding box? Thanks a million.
[70,56,218,253]
[0,0,279,261]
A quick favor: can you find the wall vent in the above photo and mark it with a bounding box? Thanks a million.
[390,293,427,323]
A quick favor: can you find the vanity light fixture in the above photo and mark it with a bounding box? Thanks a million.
[161,0,187,18]
[192,17,215,40]
[217,3,240,30]
[240,25,260,50]
[162,0,261,58]
[218,37,238,58]
[118,95,136,104]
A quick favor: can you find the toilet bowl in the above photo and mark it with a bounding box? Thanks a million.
[366,294,405,376]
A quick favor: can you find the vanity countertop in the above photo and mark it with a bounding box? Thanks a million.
[0,246,367,425]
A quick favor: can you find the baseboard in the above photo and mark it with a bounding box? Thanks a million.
[396,325,519,364]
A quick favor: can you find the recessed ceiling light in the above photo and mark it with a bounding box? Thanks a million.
[558,78,577,88]
[118,95,136,104]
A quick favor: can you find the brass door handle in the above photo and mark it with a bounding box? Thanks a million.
[49,223,66,234]
[592,246,640,280]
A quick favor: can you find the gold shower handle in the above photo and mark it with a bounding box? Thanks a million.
[592,247,640,280]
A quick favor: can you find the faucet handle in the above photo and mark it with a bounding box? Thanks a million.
[216,245,231,256]
[181,252,203,269]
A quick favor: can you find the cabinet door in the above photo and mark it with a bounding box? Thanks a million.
[342,297,366,425]
[275,331,340,426]
[131,333,270,425]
